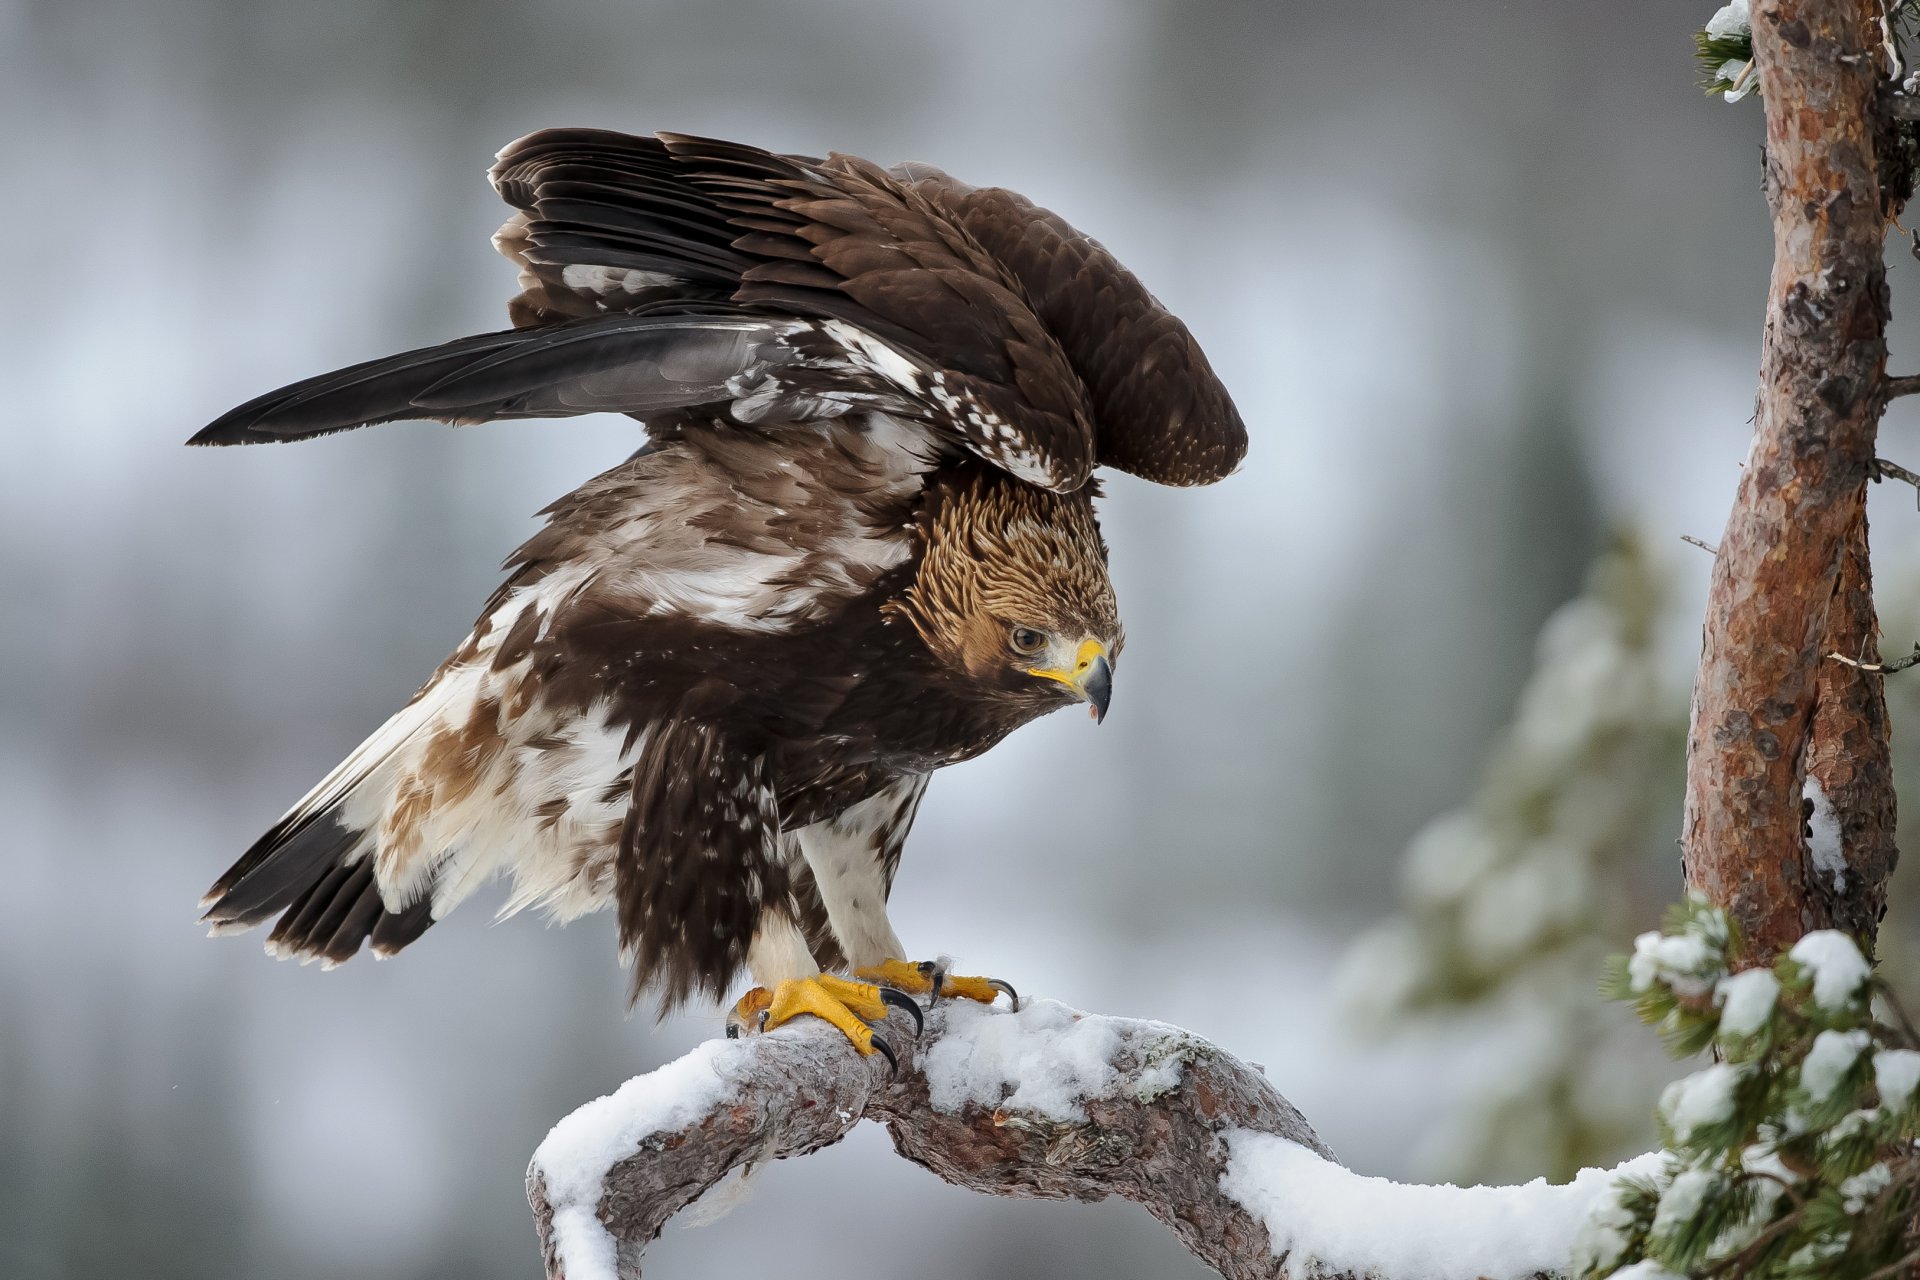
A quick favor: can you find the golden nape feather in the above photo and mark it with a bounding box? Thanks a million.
[891,466,1120,684]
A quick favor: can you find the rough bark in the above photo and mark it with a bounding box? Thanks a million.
[526,1000,1621,1280]
[1806,499,1899,947]
[1682,0,1896,963]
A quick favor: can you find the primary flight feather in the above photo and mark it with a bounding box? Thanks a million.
[196,129,1245,1058]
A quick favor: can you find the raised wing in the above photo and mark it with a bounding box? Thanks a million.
[194,128,1246,490]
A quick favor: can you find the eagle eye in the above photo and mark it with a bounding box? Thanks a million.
[1008,626,1048,657]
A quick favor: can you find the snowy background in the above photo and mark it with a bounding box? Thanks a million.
[13,1,1920,1277]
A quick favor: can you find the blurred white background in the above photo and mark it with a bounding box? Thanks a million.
[15,1,1920,1277]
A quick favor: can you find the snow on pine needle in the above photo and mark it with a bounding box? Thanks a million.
[1695,3,1757,103]
[1696,0,1920,104]
[1581,901,1920,1279]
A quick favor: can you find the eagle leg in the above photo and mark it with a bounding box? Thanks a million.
[855,958,1019,1010]
[726,975,922,1071]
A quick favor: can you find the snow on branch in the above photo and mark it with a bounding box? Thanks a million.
[526,998,1658,1280]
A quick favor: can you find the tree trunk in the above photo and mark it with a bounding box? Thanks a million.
[1682,0,1899,962]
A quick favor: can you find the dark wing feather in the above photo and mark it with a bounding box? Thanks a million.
[189,314,904,445]
[899,172,1248,487]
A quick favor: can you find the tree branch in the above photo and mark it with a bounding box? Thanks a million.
[1682,0,1896,964]
[527,999,1658,1280]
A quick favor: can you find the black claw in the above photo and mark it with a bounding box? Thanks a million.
[725,1023,740,1039]
[870,1033,899,1076]
[987,978,1020,1010]
[928,968,945,1004]
[880,986,925,1036]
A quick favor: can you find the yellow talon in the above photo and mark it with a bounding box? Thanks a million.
[856,958,938,995]
[725,974,922,1067]
[854,957,1015,1006]
[767,976,881,1052]
[932,973,1004,1003]
[804,974,896,1025]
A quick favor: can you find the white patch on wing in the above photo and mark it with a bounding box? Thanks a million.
[584,413,940,632]
[560,263,682,294]
[821,318,927,393]
[792,775,927,969]
[924,371,1065,489]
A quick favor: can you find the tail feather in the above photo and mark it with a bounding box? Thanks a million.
[369,894,437,956]
[265,858,360,956]
[203,808,443,967]
[308,872,385,962]
[201,810,363,929]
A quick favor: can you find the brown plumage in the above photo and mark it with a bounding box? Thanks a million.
[195,128,1241,1013]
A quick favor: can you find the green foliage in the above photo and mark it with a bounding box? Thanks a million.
[1577,904,1920,1279]
[1695,3,1757,101]
[1693,0,1920,104]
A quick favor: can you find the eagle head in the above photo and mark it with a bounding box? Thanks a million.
[892,467,1122,723]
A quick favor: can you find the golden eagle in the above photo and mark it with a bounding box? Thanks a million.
[196,130,1244,1063]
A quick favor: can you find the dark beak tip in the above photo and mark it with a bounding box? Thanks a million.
[1084,655,1114,725]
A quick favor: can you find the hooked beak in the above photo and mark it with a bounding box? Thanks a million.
[1080,653,1113,723]
[1029,639,1114,724]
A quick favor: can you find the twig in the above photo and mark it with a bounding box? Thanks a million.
[1699,1203,1807,1277]
[1682,534,1722,555]
[1827,643,1920,674]
[1870,456,1920,510]
[1875,979,1920,1049]
[1744,1166,1809,1212]
[1884,375,1920,400]
[1861,1243,1920,1280]
[1871,457,1920,486]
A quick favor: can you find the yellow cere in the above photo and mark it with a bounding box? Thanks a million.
[1026,638,1109,688]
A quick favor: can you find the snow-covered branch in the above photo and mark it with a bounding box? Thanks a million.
[526,998,1658,1280]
